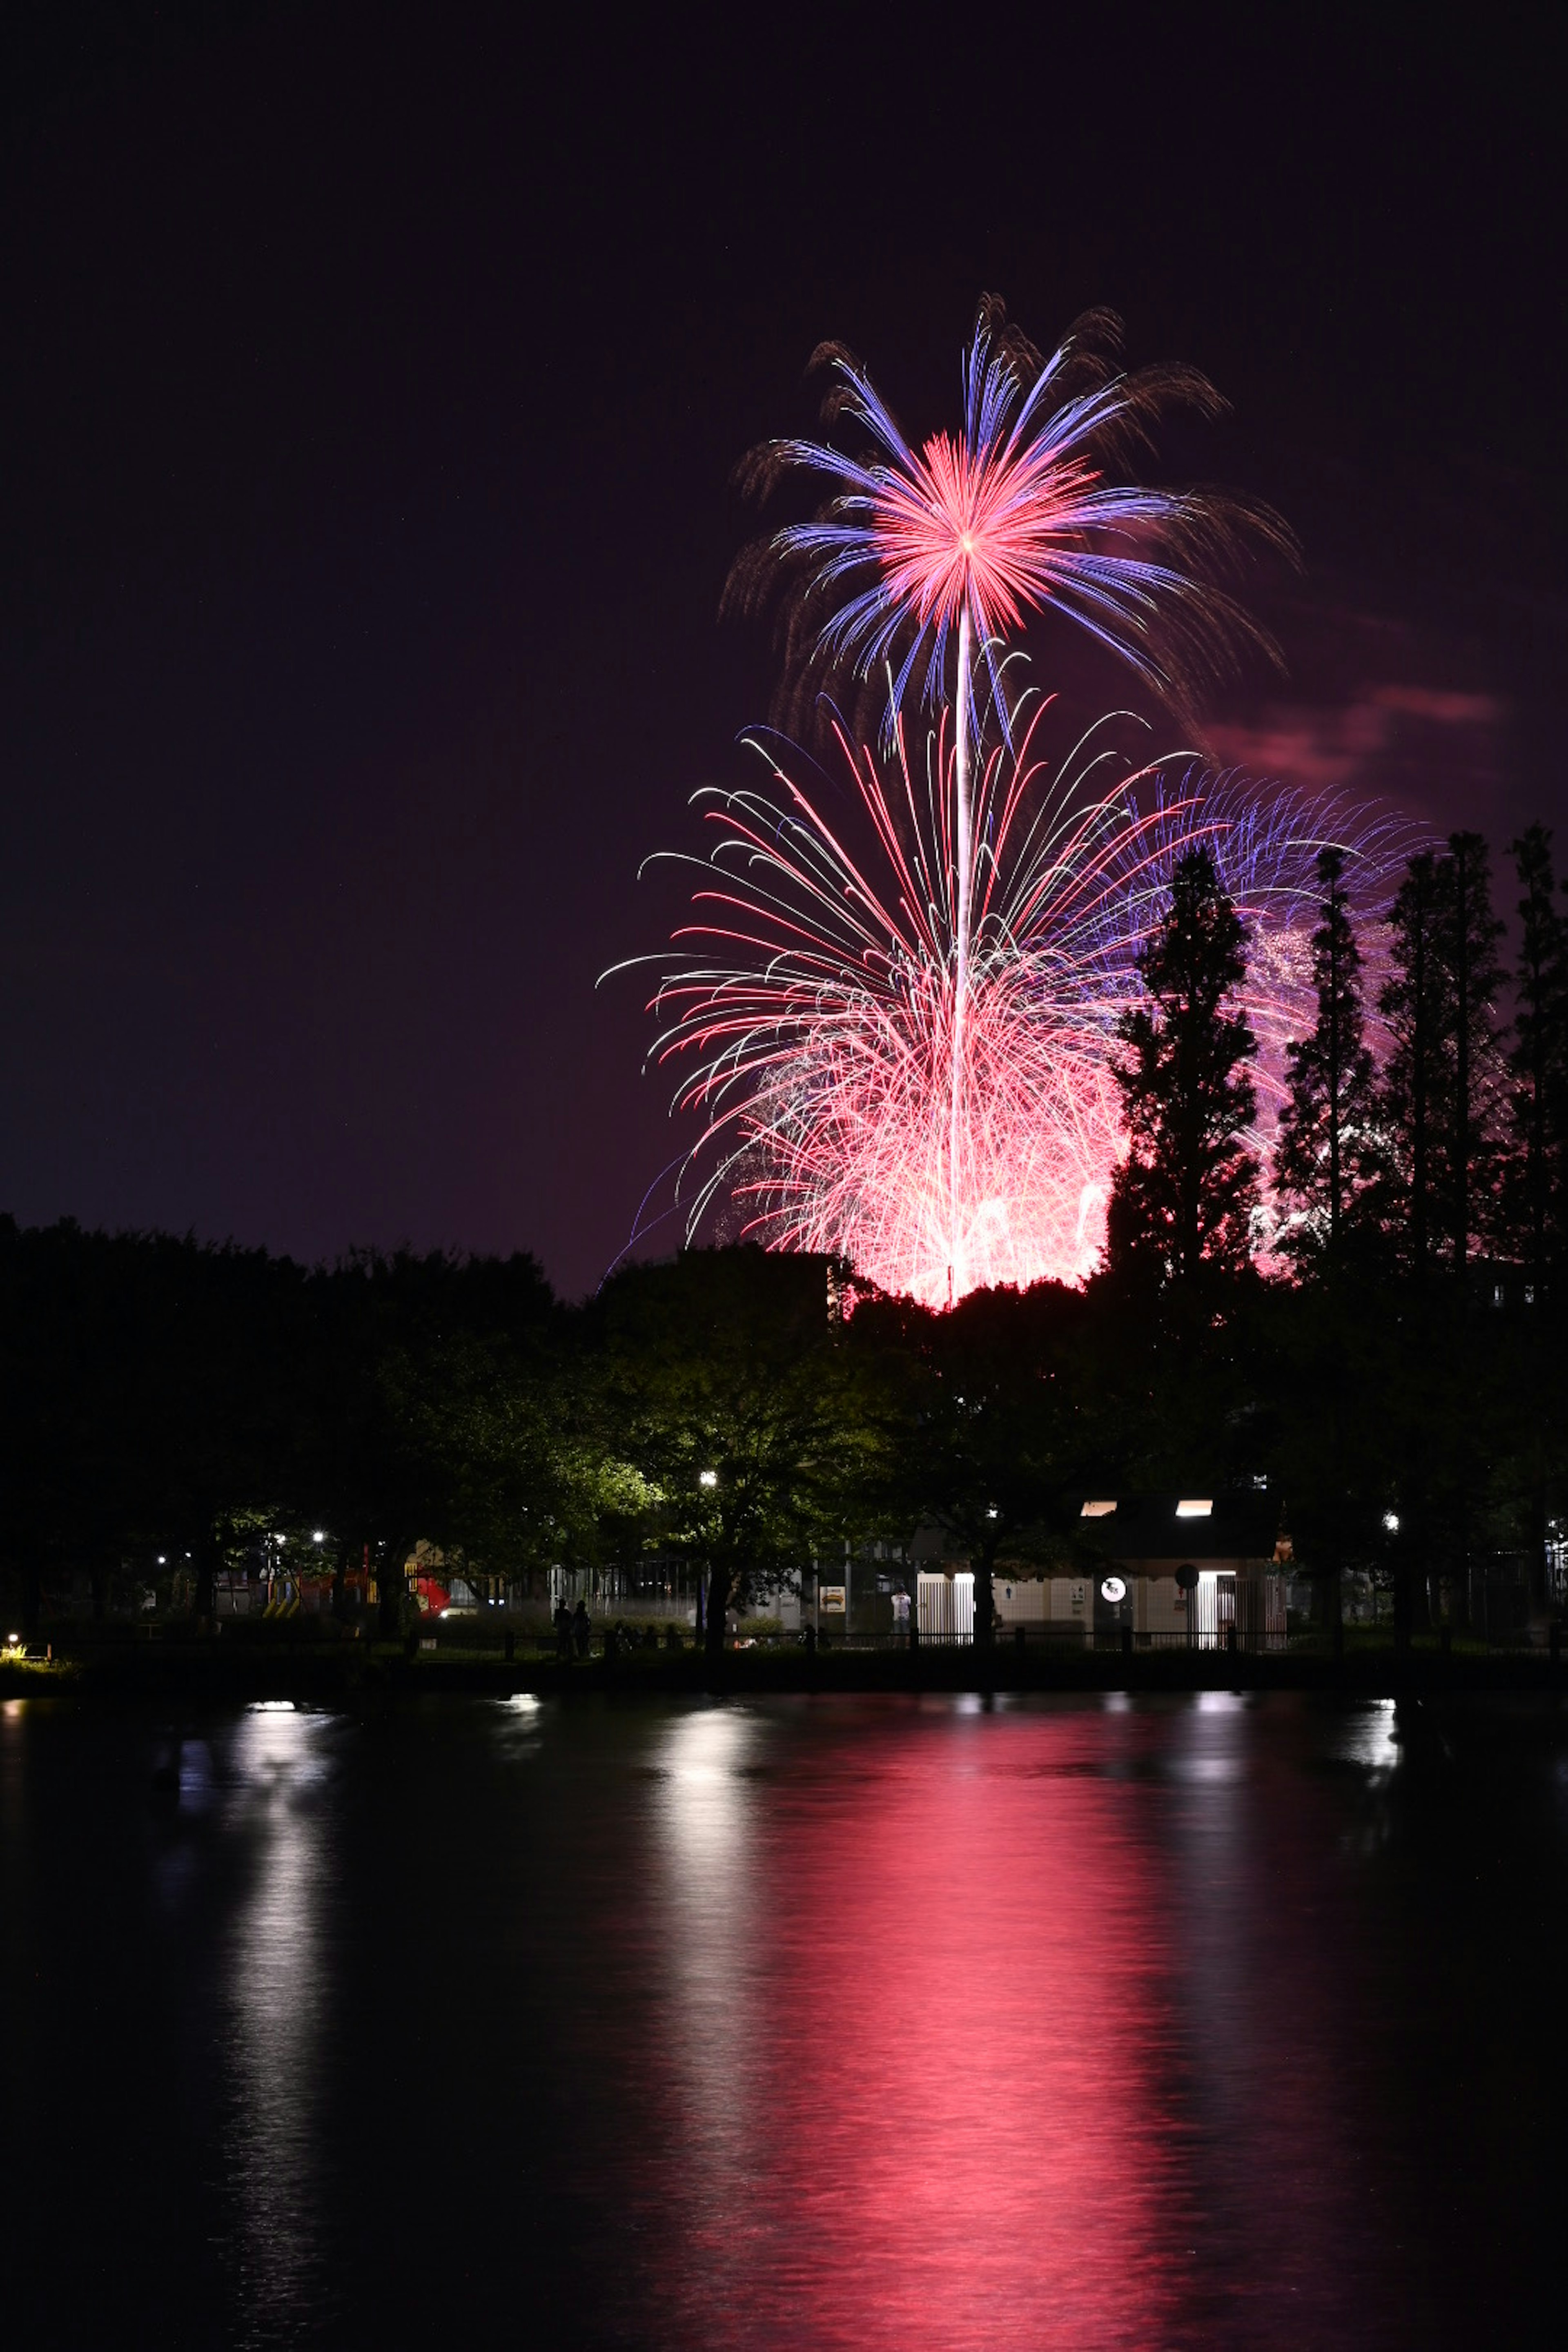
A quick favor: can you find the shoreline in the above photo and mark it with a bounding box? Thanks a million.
[4,1642,1566,1704]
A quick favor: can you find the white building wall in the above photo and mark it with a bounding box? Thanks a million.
[993,1576,1047,1623]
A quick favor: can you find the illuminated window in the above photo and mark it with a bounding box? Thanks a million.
[1080,1499,1117,1518]
[1176,1499,1213,1518]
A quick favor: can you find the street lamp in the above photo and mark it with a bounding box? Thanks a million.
[1383,1511,1400,1533]
[699,1469,718,1489]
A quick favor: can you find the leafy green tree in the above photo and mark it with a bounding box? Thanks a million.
[1106,846,1258,1287]
[592,1248,898,1666]
[1273,846,1384,1261]
[0,1221,301,1636]
[292,1248,562,1637]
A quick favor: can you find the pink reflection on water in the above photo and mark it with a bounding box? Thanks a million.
[655,1697,1196,2349]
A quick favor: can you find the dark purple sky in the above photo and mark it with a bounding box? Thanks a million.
[3,5,1564,1296]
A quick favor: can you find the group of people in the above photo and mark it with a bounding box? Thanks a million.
[552,1599,690,1659]
[552,1597,591,1660]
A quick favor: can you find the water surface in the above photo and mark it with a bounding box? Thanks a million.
[4,1690,1564,2346]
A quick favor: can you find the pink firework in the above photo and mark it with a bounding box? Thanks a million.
[741,298,1281,731]
[729,300,1286,1272]
[864,427,1100,643]
[617,710,1412,1307]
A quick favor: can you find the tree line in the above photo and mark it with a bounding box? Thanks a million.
[1104,819,1568,1637]
[5,824,1567,1659]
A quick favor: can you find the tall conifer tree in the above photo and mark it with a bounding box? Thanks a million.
[1379,851,1443,1274]
[1107,846,1258,1286]
[1380,837,1502,1276]
[1273,845,1381,1261]
[1506,823,1568,1288]
[1441,831,1504,1276]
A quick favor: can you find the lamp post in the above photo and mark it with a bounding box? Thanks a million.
[695,1469,717,1637]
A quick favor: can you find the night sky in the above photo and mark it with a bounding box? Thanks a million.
[3,5,1563,1297]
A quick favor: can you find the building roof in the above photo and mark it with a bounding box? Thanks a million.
[1073,1492,1279,1564]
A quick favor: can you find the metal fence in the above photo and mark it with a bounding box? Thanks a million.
[829,1624,1290,1655]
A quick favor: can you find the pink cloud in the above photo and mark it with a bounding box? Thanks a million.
[1205,679,1509,807]
[1369,685,1506,726]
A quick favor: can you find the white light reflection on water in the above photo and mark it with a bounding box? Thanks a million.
[221,1704,338,2348]
[1331,1697,1404,1771]
[652,1706,763,2195]
[491,1691,545,1762]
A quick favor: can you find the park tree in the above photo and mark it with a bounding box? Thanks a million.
[0,1221,301,1636]
[1270,845,1385,1635]
[1273,845,1384,1262]
[293,1247,563,1637]
[918,1280,1096,1652]
[1379,836,1506,1628]
[591,1248,899,1667]
[1499,824,1568,1614]
[1379,851,1443,1274]
[1105,845,1259,1288]
[1380,835,1505,1278]
[1440,831,1506,1277]
[1505,823,1568,1290]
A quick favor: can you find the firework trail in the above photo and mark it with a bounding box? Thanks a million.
[729,300,1288,1263]
[616,703,1414,1308]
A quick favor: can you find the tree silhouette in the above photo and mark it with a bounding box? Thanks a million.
[1381,837,1504,1278]
[1273,845,1383,1262]
[1506,823,1568,1290]
[1443,832,1505,1277]
[1106,846,1258,1287]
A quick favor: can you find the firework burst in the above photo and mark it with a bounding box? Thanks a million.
[617,703,1414,1308]
[737,298,1282,734]
[616,301,1401,1305]
[724,299,1289,1268]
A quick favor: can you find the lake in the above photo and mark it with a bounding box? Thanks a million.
[3,1688,1565,2347]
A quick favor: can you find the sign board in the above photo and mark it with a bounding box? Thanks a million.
[819,1585,847,1614]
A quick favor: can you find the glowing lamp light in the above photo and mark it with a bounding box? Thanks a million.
[1080,1500,1117,1519]
[1383,1511,1400,1533]
[1100,1576,1128,1605]
[312,1530,325,1544]
[1175,1499,1213,1519]
[699,1469,718,1489]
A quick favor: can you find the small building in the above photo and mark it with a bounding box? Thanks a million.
[1077,1492,1286,1646]
[987,1492,1287,1646]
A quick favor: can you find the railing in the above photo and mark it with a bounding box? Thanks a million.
[831,1624,1290,1655]
[811,1621,1568,1659]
